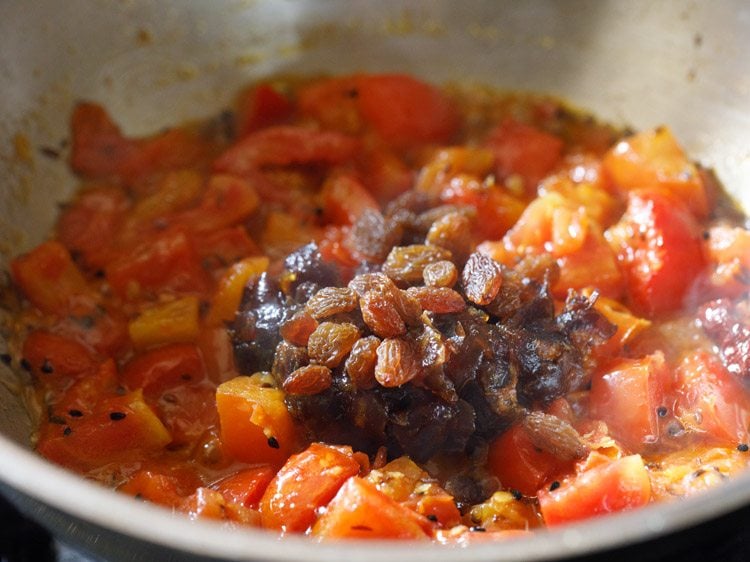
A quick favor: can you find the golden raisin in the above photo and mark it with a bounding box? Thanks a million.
[345,335,381,389]
[374,338,421,387]
[307,322,361,368]
[425,211,474,263]
[283,364,333,395]
[360,292,406,338]
[406,286,466,314]
[383,245,452,285]
[279,310,319,346]
[462,252,503,306]
[423,260,458,288]
[306,287,358,320]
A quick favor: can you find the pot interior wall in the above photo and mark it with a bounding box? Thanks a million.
[1,1,750,559]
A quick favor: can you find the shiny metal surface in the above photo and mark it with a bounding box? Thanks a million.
[1,1,750,560]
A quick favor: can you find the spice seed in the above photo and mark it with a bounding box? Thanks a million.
[109,412,127,421]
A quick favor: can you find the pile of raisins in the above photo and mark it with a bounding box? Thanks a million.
[231,194,615,472]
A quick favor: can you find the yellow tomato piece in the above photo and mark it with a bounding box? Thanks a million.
[207,256,269,326]
[216,376,296,466]
[128,296,200,350]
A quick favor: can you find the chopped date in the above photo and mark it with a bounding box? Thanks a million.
[382,244,452,285]
[423,260,458,288]
[283,364,333,395]
[462,252,503,306]
[307,322,360,368]
[272,341,309,386]
[349,209,405,262]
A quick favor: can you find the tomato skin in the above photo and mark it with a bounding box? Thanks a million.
[537,454,652,526]
[485,120,563,192]
[312,477,432,539]
[259,443,361,533]
[590,352,669,451]
[676,351,750,444]
[605,191,705,316]
[356,74,459,147]
[487,424,574,496]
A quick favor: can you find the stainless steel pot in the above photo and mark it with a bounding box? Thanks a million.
[2,1,750,560]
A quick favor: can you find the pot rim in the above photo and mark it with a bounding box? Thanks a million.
[2,433,750,561]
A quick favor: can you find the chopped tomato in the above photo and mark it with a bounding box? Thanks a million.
[297,76,362,134]
[71,102,207,185]
[312,477,432,539]
[213,125,359,175]
[192,226,260,269]
[182,487,261,525]
[106,228,212,300]
[355,74,459,147]
[121,343,204,395]
[119,469,195,507]
[260,443,361,532]
[11,241,95,315]
[361,146,414,203]
[54,359,119,417]
[216,375,297,467]
[603,127,710,218]
[675,351,750,445]
[605,191,705,316]
[126,169,204,228]
[439,175,525,241]
[554,224,624,299]
[590,352,670,451]
[236,83,292,137]
[214,466,275,509]
[318,226,359,268]
[56,185,130,270]
[485,120,563,192]
[488,424,575,495]
[320,173,379,225]
[537,454,652,526]
[38,389,171,471]
[173,174,260,234]
[207,256,269,327]
[587,293,651,358]
[128,297,201,350]
[701,225,750,298]
[21,331,97,381]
